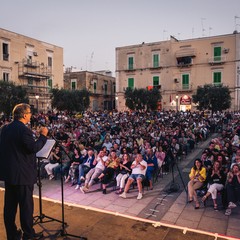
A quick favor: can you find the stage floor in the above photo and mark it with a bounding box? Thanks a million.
[0,188,227,240]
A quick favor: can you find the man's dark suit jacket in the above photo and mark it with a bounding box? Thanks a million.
[0,120,47,185]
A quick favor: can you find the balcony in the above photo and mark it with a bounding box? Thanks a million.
[18,59,52,81]
[3,53,9,61]
[177,84,192,92]
[23,59,38,68]
[208,56,226,65]
[125,68,136,73]
[176,56,193,68]
[149,65,162,71]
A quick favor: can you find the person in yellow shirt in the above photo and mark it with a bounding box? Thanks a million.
[188,158,206,209]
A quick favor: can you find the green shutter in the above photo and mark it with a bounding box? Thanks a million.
[213,72,221,85]
[153,54,159,68]
[214,46,221,62]
[94,82,97,93]
[72,81,76,90]
[104,84,107,94]
[153,76,159,86]
[128,57,134,70]
[182,74,189,89]
[128,78,134,89]
[48,79,52,89]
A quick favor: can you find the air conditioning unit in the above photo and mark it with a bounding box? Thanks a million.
[33,52,38,56]
[223,48,229,54]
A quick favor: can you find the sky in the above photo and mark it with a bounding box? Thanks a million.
[1,0,240,75]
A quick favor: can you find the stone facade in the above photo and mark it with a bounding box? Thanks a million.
[64,70,115,111]
[116,33,240,112]
[0,28,63,113]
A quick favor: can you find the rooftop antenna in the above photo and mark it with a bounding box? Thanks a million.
[85,56,88,70]
[209,27,212,36]
[192,27,195,38]
[163,30,167,40]
[235,15,240,31]
[105,61,108,70]
[89,52,94,71]
[201,18,206,36]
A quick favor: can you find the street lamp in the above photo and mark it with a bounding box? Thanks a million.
[35,95,39,113]
[176,94,179,112]
[115,96,118,110]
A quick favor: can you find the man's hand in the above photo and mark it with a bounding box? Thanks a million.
[39,127,48,137]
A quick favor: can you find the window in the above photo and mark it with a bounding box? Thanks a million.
[214,46,221,62]
[213,71,222,85]
[48,57,52,67]
[153,54,159,68]
[103,82,108,95]
[28,78,33,85]
[177,56,192,65]
[27,56,32,65]
[48,79,53,89]
[153,76,159,86]
[113,83,116,93]
[128,56,134,70]
[2,43,9,61]
[3,72,9,82]
[182,74,190,89]
[93,82,97,93]
[71,79,77,90]
[128,78,134,89]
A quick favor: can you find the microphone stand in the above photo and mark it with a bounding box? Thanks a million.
[167,159,180,193]
[51,135,87,240]
[167,156,187,194]
[34,157,64,237]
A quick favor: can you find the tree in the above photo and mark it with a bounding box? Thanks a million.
[124,87,161,111]
[192,84,231,113]
[51,88,90,112]
[146,87,162,111]
[0,81,29,117]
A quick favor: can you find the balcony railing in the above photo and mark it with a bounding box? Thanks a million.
[208,56,226,64]
[3,53,9,61]
[177,84,192,92]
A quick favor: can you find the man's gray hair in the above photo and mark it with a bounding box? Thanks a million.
[12,103,31,120]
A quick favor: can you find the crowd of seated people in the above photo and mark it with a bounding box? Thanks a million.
[35,111,238,204]
[187,118,240,215]
[1,110,239,202]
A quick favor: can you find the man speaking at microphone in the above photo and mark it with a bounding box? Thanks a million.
[0,103,48,240]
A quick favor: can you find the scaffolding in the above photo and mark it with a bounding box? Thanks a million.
[18,59,52,113]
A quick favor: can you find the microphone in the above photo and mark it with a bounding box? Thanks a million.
[38,122,46,127]
[37,122,50,137]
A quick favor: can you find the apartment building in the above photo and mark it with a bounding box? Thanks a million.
[0,28,63,113]
[64,70,116,111]
[116,32,240,112]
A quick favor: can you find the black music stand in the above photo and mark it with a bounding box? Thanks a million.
[34,140,64,231]
[51,136,87,240]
